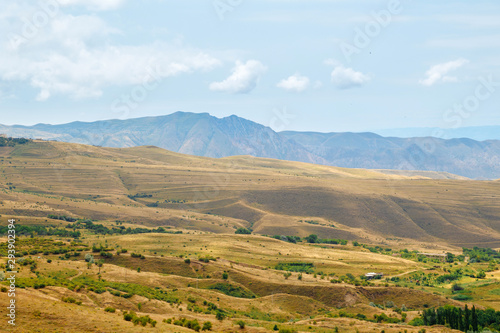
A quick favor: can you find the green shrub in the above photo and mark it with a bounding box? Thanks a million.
[104,307,116,313]
[451,294,473,301]
[202,321,213,331]
[235,228,251,234]
[62,297,82,305]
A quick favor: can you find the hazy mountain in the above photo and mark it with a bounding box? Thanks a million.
[281,131,500,179]
[374,126,500,141]
[1,112,322,164]
[1,112,500,179]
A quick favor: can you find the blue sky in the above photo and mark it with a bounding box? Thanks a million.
[1,0,500,133]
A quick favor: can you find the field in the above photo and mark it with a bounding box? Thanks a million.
[1,140,500,332]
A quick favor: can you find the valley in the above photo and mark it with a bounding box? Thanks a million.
[1,139,500,332]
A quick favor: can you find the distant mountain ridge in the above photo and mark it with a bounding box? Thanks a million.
[374,126,500,141]
[280,131,500,179]
[1,112,500,179]
[1,112,322,165]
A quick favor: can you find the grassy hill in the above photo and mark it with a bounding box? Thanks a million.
[1,140,499,248]
[1,140,500,332]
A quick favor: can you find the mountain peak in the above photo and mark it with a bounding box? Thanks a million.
[1,112,499,179]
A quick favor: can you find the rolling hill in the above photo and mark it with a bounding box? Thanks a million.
[1,139,499,249]
[1,139,500,333]
[1,112,500,179]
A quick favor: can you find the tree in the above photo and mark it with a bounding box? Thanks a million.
[95,260,104,274]
[446,252,455,263]
[222,272,228,280]
[305,234,318,243]
[457,308,463,331]
[471,305,478,332]
[464,305,470,331]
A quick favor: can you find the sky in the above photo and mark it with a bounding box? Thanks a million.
[1,0,500,133]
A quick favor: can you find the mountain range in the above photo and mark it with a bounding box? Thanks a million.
[1,111,500,179]
[374,126,500,141]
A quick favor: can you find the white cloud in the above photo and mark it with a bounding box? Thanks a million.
[419,58,469,86]
[330,66,371,89]
[209,60,267,94]
[277,73,310,93]
[0,4,220,101]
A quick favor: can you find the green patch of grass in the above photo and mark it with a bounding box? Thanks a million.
[207,282,256,299]
[275,262,314,274]
[451,294,473,301]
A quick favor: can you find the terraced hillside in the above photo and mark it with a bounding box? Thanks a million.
[1,139,500,332]
[1,140,499,249]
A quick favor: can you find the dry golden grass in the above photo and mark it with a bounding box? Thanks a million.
[2,140,499,249]
[1,140,499,332]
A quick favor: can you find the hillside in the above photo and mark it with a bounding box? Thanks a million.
[1,112,500,179]
[1,112,321,164]
[1,140,499,249]
[2,139,500,333]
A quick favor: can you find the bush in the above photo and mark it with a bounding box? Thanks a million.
[235,228,251,234]
[184,258,191,264]
[62,297,82,305]
[100,251,113,259]
[216,310,226,321]
[236,320,245,328]
[173,317,201,331]
[409,317,424,326]
[104,307,116,313]
[202,321,213,331]
[122,311,156,327]
[222,272,228,280]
